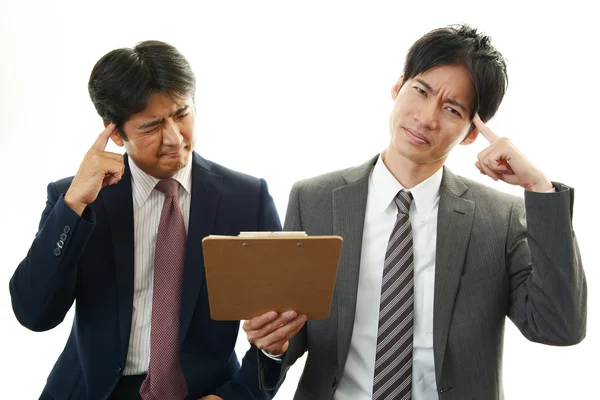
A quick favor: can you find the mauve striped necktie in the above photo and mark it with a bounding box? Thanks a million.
[140,178,188,400]
[373,190,414,400]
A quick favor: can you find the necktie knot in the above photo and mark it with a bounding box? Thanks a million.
[155,178,179,198]
[394,190,413,215]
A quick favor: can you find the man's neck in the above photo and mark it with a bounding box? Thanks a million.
[382,147,446,189]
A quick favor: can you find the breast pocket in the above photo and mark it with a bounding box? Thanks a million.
[459,258,504,289]
[453,258,507,325]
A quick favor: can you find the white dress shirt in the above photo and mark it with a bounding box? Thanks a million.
[334,154,441,400]
[123,159,193,375]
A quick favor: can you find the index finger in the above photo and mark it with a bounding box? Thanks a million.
[92,123,116,150]
[472,114,500,143]
[243,311,279,331]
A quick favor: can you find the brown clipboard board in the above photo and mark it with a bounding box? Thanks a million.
[202,235,343,320]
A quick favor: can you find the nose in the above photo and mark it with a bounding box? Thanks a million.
[162,118,184,146]
[413,99,439,130]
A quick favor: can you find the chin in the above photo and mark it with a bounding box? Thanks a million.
[165,160,186,173]
[392,146,430,164]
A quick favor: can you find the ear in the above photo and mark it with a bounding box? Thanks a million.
[391,74,405,101]
[460,126,479,145]
[104,122,125,147]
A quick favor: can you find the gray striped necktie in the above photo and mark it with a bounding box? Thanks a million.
[373,189,414,400]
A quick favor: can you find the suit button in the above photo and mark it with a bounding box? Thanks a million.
[60,233,67,241]
[116,365,122,375]
[53,248,61,256]
[57,240,65,249]
[63,226,71,233]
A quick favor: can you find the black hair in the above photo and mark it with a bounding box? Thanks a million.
[403,24,508,125]
[88,40,196,139]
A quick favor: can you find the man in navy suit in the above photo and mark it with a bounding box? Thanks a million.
[9,40,282,400]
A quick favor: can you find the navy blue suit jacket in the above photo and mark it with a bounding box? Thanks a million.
[10,152,282,400]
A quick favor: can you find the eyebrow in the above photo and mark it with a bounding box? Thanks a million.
[414,78,435,94]
[137,105,190,130]
[447,98,468,114]
[414,78,468,114]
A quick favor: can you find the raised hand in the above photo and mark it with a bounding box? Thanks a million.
[64,124,125,215]
[473,114,553,192]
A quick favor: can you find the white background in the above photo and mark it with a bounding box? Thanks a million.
[0,0,597,398]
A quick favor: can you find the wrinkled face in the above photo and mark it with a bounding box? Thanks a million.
[388,64,477,168]
[111,92,196,179]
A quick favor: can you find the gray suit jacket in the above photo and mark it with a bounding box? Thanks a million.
[259,156,586,400]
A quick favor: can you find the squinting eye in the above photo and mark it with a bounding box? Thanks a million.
[414,87,427,96]
[176,113,190,120]
[143,126,160,134]
[446,107,460,116]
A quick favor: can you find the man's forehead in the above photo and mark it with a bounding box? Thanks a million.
[124,95,192,130]
[132,94,191,119]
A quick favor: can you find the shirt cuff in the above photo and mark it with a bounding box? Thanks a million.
[261,349,284,363]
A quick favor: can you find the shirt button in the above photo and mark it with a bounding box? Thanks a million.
[63,226,71,234]
[53,248,61,256]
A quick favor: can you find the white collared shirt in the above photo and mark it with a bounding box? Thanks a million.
[123,158,193,375]
[334,154,441,400]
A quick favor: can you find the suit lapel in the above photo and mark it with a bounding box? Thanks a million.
[179,152,222,343]
[101,156,135,356]
[433,167,475,382]
[333,156,377,370]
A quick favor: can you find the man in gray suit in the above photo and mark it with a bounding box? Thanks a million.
[243,24,587,399]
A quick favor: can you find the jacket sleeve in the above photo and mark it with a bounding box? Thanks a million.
[9,182,96,332]
[506,183,587,345]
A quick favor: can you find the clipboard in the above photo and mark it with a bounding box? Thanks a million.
[202,234,343,320]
